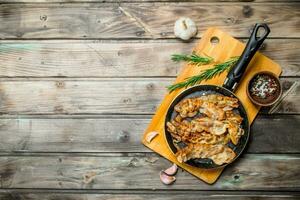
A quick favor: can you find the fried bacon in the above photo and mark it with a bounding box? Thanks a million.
[227,121,245,145]
[187,132,230,145]
[174,98,203,118]
[209,145,236,165]
[191,117,230,136]
[174,94,238,120]
[225,110,243,125]
[200,94,239,109]
[174,94,239,120]
[176,144,236,165]
[199,102,225,120]
[167,93,244,166]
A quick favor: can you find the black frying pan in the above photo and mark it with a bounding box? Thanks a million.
[164,23,270,169]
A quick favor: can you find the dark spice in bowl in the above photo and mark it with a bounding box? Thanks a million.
[250,74,278,99]
[247,72,281,106]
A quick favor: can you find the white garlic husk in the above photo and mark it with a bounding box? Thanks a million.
[174,17,198,41]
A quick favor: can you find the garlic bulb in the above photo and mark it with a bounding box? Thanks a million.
[174,17,198,41]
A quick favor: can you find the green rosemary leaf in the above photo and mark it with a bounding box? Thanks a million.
[171,53,213,66]
[167,56,239,93]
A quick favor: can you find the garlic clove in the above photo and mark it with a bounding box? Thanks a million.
[145,131,159,143]
[159,171,176,185]
[174,17,198,41]
[163,163,178,176]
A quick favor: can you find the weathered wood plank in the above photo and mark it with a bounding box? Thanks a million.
[0,78,297,114]
[0,3,299,39]
[0,154,299,190]
[0,191,299,200]
[0,78,167,114]
[0,115,299,153]
[0,39,298,77]
[1,0,298,3]
[0,40,187,77]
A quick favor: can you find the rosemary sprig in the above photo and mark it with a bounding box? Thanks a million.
[171,53,213,66]
[167,56,239,93]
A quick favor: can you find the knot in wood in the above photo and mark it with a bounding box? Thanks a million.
[118,130,130,143]
[282,81,292,90]
[136,31,145,36]
[127,157,139,168]
[234,174,240,180]
[233,173,242,183]
[242,6,253,18]
[83,171,97,184]
[152,105,157,112]
[40,15,48,21]
[123,98,131,103]
[147,83,154,90]
[225,17,236,24]
[55,81,65,88]
[54,105,64,113]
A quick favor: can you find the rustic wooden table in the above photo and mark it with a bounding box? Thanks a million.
[0,0,299,199]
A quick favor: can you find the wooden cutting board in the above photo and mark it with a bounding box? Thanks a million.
[141,27,282,184]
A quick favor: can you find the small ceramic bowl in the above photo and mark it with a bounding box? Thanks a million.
[247,71,282,106]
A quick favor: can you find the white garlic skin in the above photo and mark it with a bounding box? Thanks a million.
[174,17,198,41]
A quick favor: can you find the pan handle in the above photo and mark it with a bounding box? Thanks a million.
[223,23,270,91]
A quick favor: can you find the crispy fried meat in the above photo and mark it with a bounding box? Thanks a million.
[167,94,244,165]
[174,98,203,118]
[176,144,236,165]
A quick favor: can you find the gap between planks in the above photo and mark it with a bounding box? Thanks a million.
[1,0,300,3]
[0,188,300,195]
[0,189,299,200]
[0,152,299,157]
[0,77,297,81]
[0,188,300,196]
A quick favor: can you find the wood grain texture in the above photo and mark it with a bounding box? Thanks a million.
[0,0,298,196]
[1,0,298,2]
[0,78,297,114]
[0,39,298,77]
[0,154,299,190]
[0,191,299,200]
[0,115,299,153]
[0,3,299,39]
